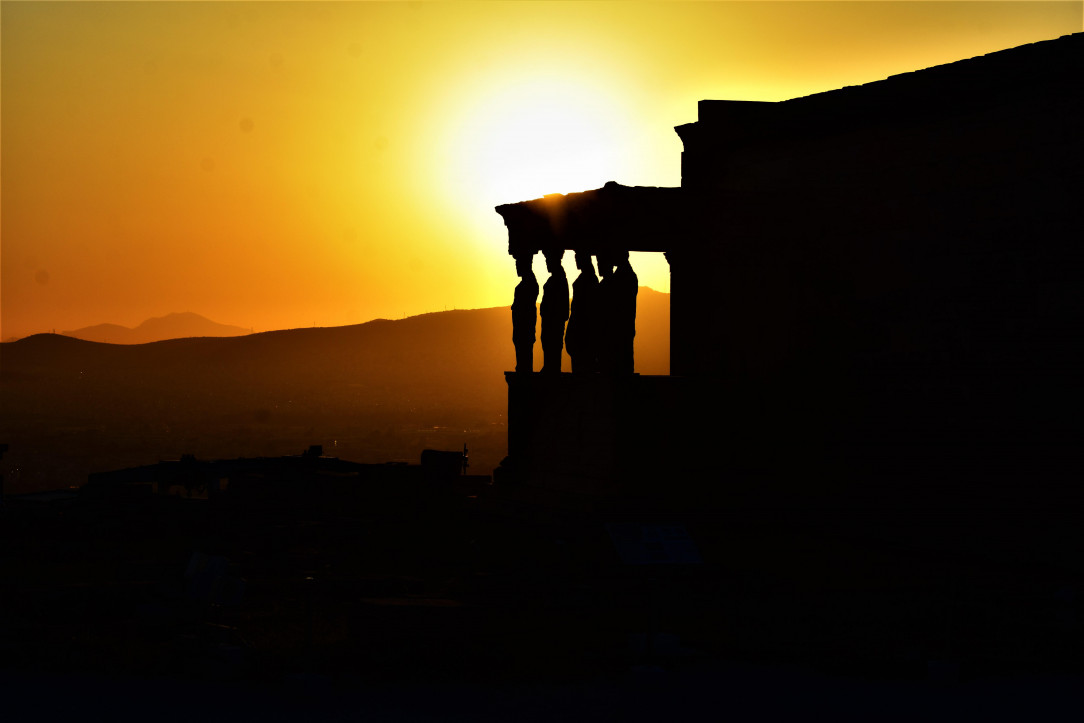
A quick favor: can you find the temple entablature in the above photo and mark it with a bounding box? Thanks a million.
[495,182,686,259]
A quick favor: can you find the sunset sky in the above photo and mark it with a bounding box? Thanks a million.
[3,1,1081,341]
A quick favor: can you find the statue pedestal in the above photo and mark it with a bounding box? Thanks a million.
[502,372,683,496]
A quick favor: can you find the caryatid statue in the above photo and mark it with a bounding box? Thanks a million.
[564,251,600,373]
[539,249,570,374]
[612,251,638,374]
[511,252,539,373]
[596,253,616,373]
[599,251,638,374]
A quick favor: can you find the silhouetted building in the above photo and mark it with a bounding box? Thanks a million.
[83,445,481,511]
[495,34,1084,505]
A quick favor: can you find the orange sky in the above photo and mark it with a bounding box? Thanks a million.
[2,1,1081,340]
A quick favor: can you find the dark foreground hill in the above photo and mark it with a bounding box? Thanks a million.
[0,290,669,492]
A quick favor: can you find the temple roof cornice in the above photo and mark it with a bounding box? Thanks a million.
[495,182,686,256]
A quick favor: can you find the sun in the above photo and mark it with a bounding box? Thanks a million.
[425,67,671,297]
[446,76,635,208]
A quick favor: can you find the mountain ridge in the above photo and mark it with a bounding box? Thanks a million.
[42,288,669,346]
[60,311,252,344]
[1,290,669,492]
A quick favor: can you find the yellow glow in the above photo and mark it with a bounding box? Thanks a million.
[445,76,635,207]
[430,63,663,298]
[2,2,1080,340]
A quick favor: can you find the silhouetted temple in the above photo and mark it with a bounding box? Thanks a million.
[496,34,1084,507]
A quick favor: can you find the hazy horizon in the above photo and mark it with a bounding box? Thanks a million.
[5,286,671,343]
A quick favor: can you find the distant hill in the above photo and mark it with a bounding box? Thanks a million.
[62,312,252,344]
[1,290,668,492]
